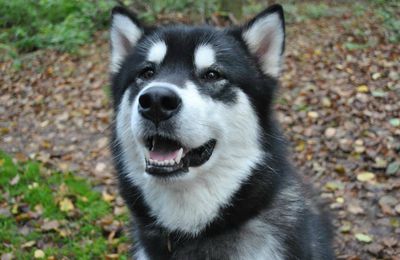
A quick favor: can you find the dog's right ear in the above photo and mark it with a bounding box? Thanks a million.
[110,6,143,73]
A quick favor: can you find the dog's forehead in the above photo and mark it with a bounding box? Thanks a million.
[139,26,230,68]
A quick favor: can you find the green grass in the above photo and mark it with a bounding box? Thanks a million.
[1,0,398,59]
[0,0,116,58]
[0,151,129,259]
[282,2,346,23]
[374,1,400,43]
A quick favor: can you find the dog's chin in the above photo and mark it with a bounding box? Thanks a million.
[142,135,216,178]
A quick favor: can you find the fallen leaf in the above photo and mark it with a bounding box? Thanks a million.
[114,206,126,216]
[59,198,74,212]
[389,118,400,127]
[9,175,20,186]
[371,72,381,80]
[355,233,373,243]
[371,90,387,97]
[339,222,351,233]
[324,127,336,138]
[334,164,345,174]
[390,218,399,228]
[382,237,398,247]
[15,152,28,162]
[34,249,45,259]
[356,85,369,93]
[295,140,305,152]
[366,243,383,256]
[34,204,44,215]
[102,190,115,203]
[373,158,387,169]
[28,182,39,189]
[95,162,106,173]
[386,161,399,175]
[324,181,344,191]
[356,172,375,182]
[348,203,364,215]
[395,204,400,214]
[0,208,11,218]
[307,111,319,119]
[0,253,13,260]
[21,241,36,248]
[321,97,331,107]
[117,243,129,253]
[336,197,344,204]
[41,220,60,231]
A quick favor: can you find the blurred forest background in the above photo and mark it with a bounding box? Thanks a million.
[1,0,399,259]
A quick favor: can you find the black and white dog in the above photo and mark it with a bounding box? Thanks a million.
[109,4,334,259]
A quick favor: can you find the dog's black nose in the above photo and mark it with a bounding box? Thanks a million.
[138,87,182,124]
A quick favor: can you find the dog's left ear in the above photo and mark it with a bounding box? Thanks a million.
[240,4,285,77]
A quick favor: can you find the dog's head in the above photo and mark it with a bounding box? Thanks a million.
[110,5,285,184]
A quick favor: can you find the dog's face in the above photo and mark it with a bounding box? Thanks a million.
[110,5,285,233]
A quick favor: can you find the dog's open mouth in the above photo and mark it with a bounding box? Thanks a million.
[144,135,216,176]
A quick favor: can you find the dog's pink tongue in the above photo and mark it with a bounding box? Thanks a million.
[149,149,179,161]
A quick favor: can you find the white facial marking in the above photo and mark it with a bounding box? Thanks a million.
[147,41,167,64]
[110,14,142,73]
[194,44,216,70]
[116,89,145,185]
[243,13,284,77]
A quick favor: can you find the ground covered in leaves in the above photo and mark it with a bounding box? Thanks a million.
[1,1,399,259]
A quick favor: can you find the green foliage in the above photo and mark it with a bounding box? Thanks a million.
[0,0,116,56]
[2,0,398,58]
[375,1,400,43]
[0,151,128,259]
[344,42,369,51]
[283,2,346,23]
[130,0,220,23]
[303,3,330,19]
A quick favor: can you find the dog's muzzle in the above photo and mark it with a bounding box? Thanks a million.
[137,86,216,177]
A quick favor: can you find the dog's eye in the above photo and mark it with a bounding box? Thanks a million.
[202,70,221,81]
[139,68,155,80]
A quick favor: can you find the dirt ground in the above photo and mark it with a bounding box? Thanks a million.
[1,2,399,259]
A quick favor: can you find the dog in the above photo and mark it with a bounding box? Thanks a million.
[109,4,334,259]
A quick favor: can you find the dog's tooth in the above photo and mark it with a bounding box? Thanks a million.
[149,159,154,164]
[175,148,183,164]
[168,159,174,165]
